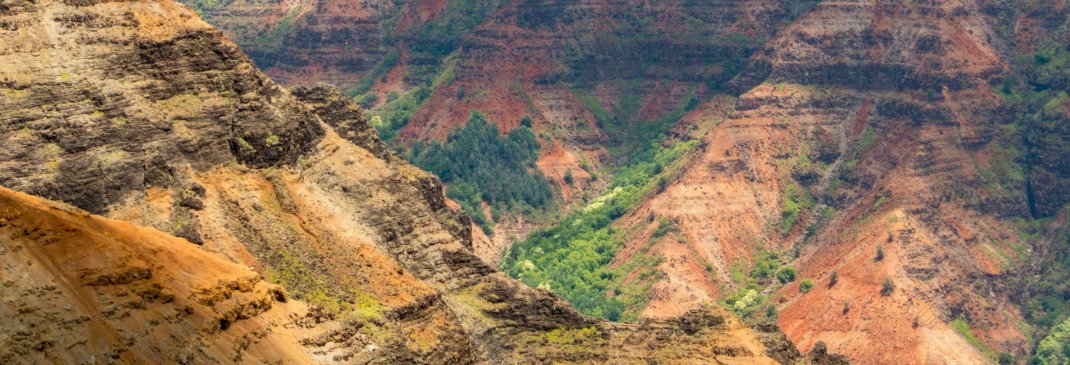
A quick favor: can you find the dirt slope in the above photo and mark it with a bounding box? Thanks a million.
[0,187,329,363]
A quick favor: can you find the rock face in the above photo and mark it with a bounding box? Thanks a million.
[621,0,1038,363]
[0,0,839,363]
[0,0,324,215]
[184,0,401,88]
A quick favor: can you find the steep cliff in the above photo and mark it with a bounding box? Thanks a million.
[0,0,838,363]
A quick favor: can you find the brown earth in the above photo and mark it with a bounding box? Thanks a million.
[0,186,333,364]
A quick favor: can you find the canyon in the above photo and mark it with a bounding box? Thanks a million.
[0,0,851,363]
[4,0,1070,363]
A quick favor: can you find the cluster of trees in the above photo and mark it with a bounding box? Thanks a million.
[502,139,700,321]
[722,251,794,324]
[408,112,553,232]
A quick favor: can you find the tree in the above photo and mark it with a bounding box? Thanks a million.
[777,266,797,284]
[881,278,895,296]
[876,245,885,261]
[564,170,575,185]
[408,111,553,233]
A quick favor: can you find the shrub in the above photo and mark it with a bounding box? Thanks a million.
[777,266,797,284]
[881,278,895,296]
[355,93,378,109]
[564,170,574,185]
[651,218,677,240]
[998,353,1013,365]
[829,270,838,287]
[876,245,885,261]
[800,278,814,293]
[843,301,850,314]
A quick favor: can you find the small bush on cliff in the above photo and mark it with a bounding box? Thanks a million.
[800,278,814,293]
[777,266,797,284]
[829,270,838,287]
[881,278,895,296]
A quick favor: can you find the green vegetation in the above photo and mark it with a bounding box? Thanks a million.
[876,245,885,261]
[407,112,552,233]
[881,278,895,296]
[537,326,605,346]
[780,183,814,235]
[345,51,401,98]
[572,85,698,159]
[829,270,838,287]
[722,251,792,324]
[776,266,797,284]
[650,218,678,241]
[952,318,996,360]
[1022,216,1070,364]
[184,0,231,16]
[383,0,501,82]
[799,278,814,293]
[502,138,700,321]
[1035,316,1070,365]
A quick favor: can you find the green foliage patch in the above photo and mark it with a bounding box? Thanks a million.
[407,111,553,233]
[502,138,700,321]
[951,318,996,360]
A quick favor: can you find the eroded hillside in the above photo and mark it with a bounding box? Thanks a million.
[0,187,329,363]
[0,0,845,363]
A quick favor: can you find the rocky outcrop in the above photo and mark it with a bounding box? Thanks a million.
[0,0,323,214]
[0,0,826,363]
[291,84,395,161]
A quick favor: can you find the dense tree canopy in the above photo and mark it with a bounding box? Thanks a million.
[408,112,553,231]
